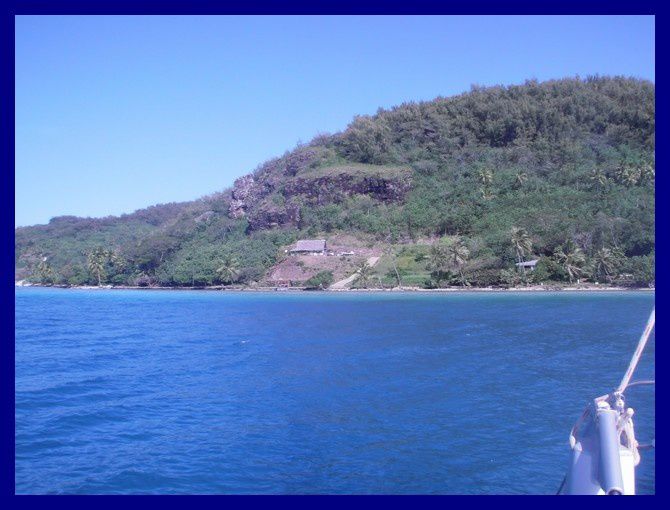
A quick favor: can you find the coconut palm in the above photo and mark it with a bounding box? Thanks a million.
[480,187,495,200]
[639,163,655,184]
[356,262,373,288]
[589,168,608,189]
[477,168,494,200]
[36,257,55,284]
[446,237,470,286]
[428,242,448,272]
[477,168,493,187]
[514,171,528,188]
[106,250,126,275]
[614,164,641,187]
[383,245,403,288]
[87,247,111,286]
[554,243,587,283]
[428,242,449,286]
[510,227,533,282]
[216,255,240,285]
[510,227,533,267]
[592,247,623,283]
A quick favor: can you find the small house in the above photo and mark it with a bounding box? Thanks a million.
[515,259,539,271]
[289,239,327,256]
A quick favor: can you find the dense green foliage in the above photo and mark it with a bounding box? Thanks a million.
[16,77,655,288]
[304,271,334,290]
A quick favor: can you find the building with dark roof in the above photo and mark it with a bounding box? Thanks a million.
[289,239,327,255]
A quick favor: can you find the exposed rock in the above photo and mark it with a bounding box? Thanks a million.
[229,163,412,229]
[228,199,246,219]
[283,172,412,204]
[228,175,257,218]
[231,174,256,200]
[227,147,335,220]
[283,146,326,176]
[246,200,302,231]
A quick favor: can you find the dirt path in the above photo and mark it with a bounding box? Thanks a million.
[330,256,380,289]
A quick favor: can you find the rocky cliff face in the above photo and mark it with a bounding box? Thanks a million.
[283,172,411,203]
[246,200,303,231]
[228,146,329,219]
[228,157,412,230]
[228,174,256,219]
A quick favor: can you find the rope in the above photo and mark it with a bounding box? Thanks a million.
[618,408,640,466]
[556,474,567,495]
[617,309,655,394]
[561,309,655,494]
[637,441,655,450]
[624,380,655,389]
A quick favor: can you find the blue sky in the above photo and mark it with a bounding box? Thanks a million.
[15,15,655,226]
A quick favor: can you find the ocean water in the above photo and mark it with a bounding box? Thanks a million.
[15,288,655,494]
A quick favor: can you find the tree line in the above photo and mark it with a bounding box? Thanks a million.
[16,77,654,289]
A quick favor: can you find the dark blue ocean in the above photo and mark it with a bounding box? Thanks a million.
[15,288,655,494]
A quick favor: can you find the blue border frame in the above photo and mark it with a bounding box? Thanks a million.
[3,2,662,505]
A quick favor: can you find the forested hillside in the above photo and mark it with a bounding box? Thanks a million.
[15,76,655,288]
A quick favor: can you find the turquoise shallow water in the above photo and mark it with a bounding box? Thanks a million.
[15,288,655,494]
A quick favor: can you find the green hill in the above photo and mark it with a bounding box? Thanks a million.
[15,76,655,288]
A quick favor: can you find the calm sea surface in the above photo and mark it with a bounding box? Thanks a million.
[15,288,655,494]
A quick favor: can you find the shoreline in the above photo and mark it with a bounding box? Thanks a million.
[15,282,655,293]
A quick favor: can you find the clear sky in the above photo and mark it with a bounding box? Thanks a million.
[15,15,655,226]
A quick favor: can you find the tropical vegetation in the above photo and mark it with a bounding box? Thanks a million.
[15,77,655,288]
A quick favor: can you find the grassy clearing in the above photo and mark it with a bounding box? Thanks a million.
[297,163,411,180]
[352,244,432,288]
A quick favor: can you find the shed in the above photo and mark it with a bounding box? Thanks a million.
[289,239,327,255]
[515,259,539,271]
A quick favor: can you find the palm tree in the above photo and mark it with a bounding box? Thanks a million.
[639,163,655,184]
[446,237,470,286]
[554,243,587,283]
[477,168,493,187]
[614,164,641,187]
[36,257,55,284]
[356,262,373,288]
[428,243,447,271]
[480,187,495,200]
[589,168,608,189]
[108,250,124,269]
[514,171,528,188]
[510,227,533,282]
[428,242,449,286]
[389,251,402,287]
[216,255,240,285]
[510,227,533,267]
[592,247,623,283]
[477,168,494,200]
[86,247,109,286]
[380,237,402,288]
